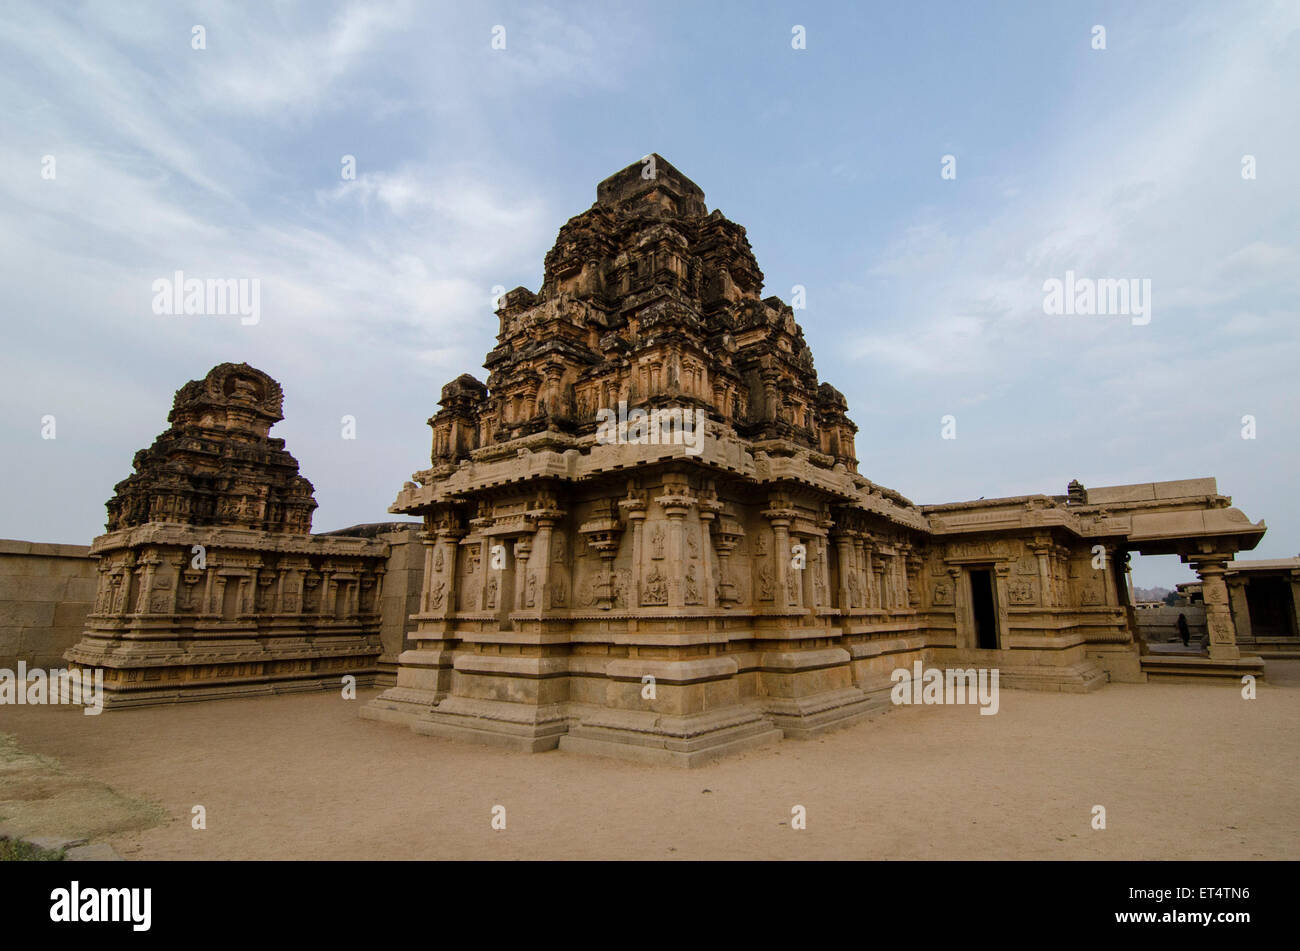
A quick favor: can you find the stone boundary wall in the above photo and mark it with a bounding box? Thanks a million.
[0,539,98,669]
[1135,604,1207,643]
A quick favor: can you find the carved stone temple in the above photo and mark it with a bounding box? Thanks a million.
[65,363,389,707]
[357,155,1269,764]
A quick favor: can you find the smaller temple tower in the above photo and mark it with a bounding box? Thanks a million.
[65,363,390,708]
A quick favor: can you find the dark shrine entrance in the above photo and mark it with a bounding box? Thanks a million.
[969,568,999,649]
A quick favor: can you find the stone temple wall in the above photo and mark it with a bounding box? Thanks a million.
[2,527,425,686]
[361,155,1269,764]
[62,362,394,708]
[317,522,427,680]
[0,539,98,669]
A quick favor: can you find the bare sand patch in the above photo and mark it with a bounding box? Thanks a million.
[2,664,1297,860]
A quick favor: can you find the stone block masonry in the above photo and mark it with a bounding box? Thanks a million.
[0,539,98,669]
[62,363,390,708]
[363,156,1271,764]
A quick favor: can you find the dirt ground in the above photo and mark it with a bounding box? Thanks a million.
[2,662,1297,860]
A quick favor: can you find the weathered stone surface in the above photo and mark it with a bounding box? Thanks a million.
[364,157,1271,762]
[63,364,389,708]
[104,362,316,533]
[363,157,1272,761]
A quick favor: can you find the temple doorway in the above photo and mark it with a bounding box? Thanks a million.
[969,568,999,649]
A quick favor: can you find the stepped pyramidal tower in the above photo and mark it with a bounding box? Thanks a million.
[365,155,1267,764]
[66,363,390,707]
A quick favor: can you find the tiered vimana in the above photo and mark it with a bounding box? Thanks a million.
[65,363,389,708]
[364,155,1266,764]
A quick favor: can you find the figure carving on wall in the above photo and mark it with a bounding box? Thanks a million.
[434,547,444,572]
[650,525,665,559]
[685,565,700,604]
[758,563,774,601]
[1009,580,1035,605]
[485,577,498,609]
[643,567,668,605]
[526,572,538,608]
[787,568,801,604]
[611,569,630,608]
[430,580,447,610]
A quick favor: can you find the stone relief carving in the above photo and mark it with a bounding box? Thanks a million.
[1008,579,1036,605]
[643,567,668,605]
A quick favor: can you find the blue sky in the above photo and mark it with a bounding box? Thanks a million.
[2,1,1297,589]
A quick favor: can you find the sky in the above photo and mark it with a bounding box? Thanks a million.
[1,1,1297,589]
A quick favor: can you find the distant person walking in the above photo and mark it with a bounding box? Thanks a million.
[1176,612,1190,647]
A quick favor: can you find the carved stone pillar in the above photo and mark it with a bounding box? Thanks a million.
[529,508,563,610]
[993,563,1012,647]
[200,556,216,617]
[711,516,744,609]
[213,575,229,618]
[813,518,832,611]
[513,538,532,612]
[763,503,797,611]
[1101,547,1119,607]
[419,531,436,611]
[879,550,896,610]
[137,555,160,614]
[1032,539,1053,607]
[618,489,646,608]
[656,484,695,609]
[947,566,964,635]
[835,531,854,612]
[858,535,875,609]
[166,554,185,615]
[904,547,923,609]
[319,563,335,618]
[698,494,722,609]
[1227,576,1253,645]
[1190,556,1240,661]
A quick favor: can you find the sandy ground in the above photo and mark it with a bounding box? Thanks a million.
[2,663,1298,860]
